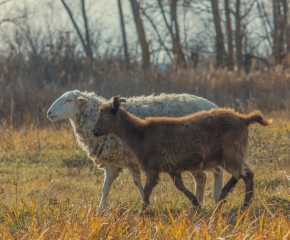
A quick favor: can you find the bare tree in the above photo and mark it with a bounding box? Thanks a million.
[235,0,243,70]
[117,0,130,69]
[210,0,226,67]
[60,0,93,65]
[272,0,280,63]
[81,0,93,64]
[225,0,234,70]
[233,0,257,70]
[281,0,290,53]
[139,5,173,63]
[170,0,186,67]
[129,0,151,71]
[0,0,26,26]
[158,0,186,67]
[256,0,273,52]
[275,0,289,60]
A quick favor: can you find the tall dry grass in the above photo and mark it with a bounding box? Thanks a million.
[1,39,290,238]
[1,48,290,128]
[0,114,290,238]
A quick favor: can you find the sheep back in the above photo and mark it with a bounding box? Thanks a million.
[71,92,218,171]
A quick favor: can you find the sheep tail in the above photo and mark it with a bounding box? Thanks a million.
[242,110,272,126]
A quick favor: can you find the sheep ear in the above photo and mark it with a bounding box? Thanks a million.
[78,96,87,103]
[112,96,120,114]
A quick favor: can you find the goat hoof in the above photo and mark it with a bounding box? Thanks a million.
[193,204,201,210]
[139,209,150,217]
[218,198,227,205]
[243,202,251,208]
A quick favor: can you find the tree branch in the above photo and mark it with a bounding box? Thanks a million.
[60,0,87,56]
[242,0,256,19]
[140,6,173,62]
[256,0,272,47]
[81,0,92,60]
[0,0,11,7]
[157,0,174,39]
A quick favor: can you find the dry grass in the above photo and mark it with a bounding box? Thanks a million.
[2,55,290,128]
[0,112,290,239]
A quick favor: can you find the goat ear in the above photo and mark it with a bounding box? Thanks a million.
[78,96,87,103]
[112,96,120,114]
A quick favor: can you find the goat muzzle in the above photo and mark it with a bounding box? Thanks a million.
[92,130,101,137]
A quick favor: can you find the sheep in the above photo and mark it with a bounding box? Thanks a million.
[47,90,224,211]
[92,96,271,212]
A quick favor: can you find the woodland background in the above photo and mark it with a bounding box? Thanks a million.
[1,1,290,238]
[0,0,290,127]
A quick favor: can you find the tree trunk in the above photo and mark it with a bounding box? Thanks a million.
[236,0,244,70]
[281,0,289,54]
[61,0,92,65]
[117,0,130,69]
[279,2,285,61]
[273,0,282,64]
[235,0,243,70]
[81,0,93,65]
[129,0,151,71]
[210,0,226,67]
[170,0,186,67]
[225,0,234,70]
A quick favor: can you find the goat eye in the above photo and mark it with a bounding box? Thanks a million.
[65,99,72,103]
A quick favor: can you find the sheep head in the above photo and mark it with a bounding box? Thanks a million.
[47,90,88,121]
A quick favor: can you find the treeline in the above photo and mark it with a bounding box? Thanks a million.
[1,49,289,127]
[0,0,290,127]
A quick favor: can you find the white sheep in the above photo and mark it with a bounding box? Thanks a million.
[47,90,224,211]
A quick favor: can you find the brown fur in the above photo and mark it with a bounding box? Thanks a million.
[93,97,271,211]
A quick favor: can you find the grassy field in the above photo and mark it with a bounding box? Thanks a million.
[1,112,290,239]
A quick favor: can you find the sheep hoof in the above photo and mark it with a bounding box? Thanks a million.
[96,205,106,217]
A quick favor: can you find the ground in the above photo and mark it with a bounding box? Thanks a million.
[0,112,290,239]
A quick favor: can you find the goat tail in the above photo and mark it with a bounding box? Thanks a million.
[242,110,272,126]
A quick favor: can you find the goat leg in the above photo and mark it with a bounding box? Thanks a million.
[170,172,200,207]
[240,168,254,206]
[141,171,160,213]
[219,176,238,203]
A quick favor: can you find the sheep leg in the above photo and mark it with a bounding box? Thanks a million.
[190,171,207,205]
[129,168,144,200]
[170,172,200,207]
[219,176,238,203]
[142,171,160,212]
[240,167,254,206]
[98,166,122,213]
[213,167,224,205]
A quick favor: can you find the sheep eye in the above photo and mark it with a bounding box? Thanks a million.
[65,99,72,103]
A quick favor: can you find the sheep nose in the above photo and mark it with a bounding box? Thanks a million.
[47,111,52,116]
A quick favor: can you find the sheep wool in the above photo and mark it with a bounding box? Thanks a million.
[70,91,218,172]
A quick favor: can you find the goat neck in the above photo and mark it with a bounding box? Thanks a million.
[116,107,145,152]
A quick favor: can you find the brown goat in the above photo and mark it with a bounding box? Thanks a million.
[92,96,271,211]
